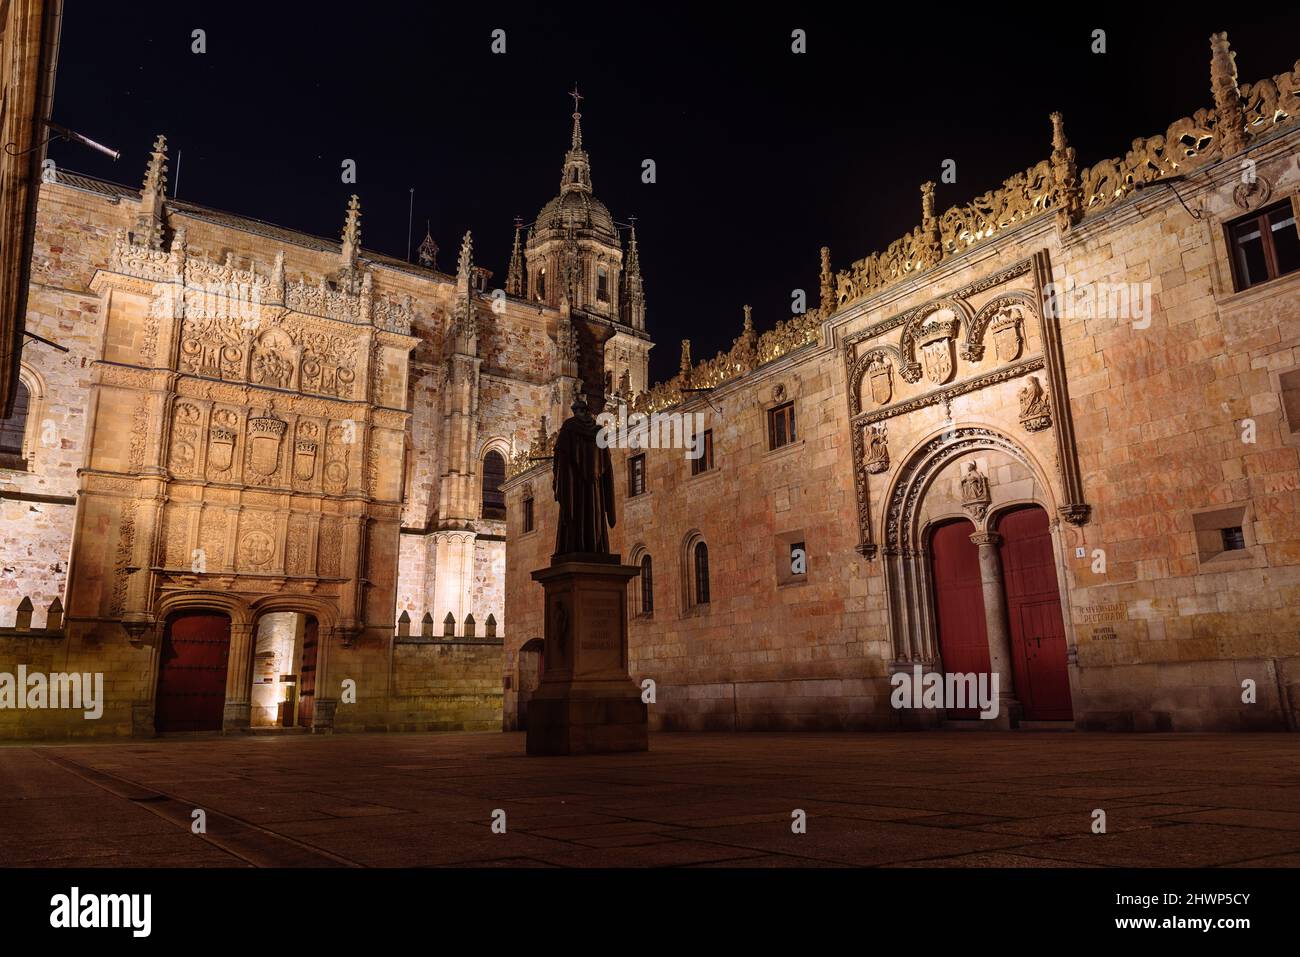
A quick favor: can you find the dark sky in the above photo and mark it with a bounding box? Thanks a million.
[49,3,1300,382]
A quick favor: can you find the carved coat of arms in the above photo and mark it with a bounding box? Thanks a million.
[295,440,317,481]
[917,313,959,385]
[990,306,1024,363]
[868,357,893,406]
[247,415,287,476]
[208,426,236,472]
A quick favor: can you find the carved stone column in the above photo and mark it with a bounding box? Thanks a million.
[223,621,255,730]
[970,531,1021,728]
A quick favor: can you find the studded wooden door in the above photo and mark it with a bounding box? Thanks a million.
[155,613,231,732]
[297,616,318,729]
[999,506,1073,720]
[929,519,989,719]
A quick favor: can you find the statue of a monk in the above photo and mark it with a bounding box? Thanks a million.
[552,394,616,557]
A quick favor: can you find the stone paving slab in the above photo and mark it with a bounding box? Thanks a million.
[1,731,1298,867]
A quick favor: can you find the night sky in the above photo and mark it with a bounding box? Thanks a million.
[49,4,1300,382]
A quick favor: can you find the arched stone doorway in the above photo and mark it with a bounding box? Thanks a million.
[149,591,337,734]
[155,611,232,732]
[884,426,1076,727]
[249,612,321,729]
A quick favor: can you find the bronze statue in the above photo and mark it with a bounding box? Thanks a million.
[552,394,616,557]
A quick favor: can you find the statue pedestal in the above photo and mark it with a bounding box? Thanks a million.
[527,556,648,756]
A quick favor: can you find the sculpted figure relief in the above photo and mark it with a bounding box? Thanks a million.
[960,462,991,522]
[1018,375,1052,432]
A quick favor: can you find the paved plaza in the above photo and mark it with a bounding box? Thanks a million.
[2,731,1299,867]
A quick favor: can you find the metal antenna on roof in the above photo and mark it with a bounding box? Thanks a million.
[406,188,415,262]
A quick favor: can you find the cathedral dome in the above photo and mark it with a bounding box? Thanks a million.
[527,90,619,247]
[534,189,617,243]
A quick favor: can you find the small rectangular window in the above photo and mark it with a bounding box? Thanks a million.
[1227,200,1300,291]
[768,402,796,450]
[522,497,535,533]
[790,541,806,575]
[597,267,609,302]
[1221,526,1246,551]
[690,429,714,475]
[628,453,646,496]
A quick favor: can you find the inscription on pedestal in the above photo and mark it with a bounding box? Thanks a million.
[581,592,621,651]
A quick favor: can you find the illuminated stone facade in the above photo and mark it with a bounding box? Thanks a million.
[505,37,1300,733]
[0,103,652,737]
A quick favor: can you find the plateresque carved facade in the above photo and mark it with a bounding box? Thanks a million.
[0,102,652,737]
[505,36,1300,733]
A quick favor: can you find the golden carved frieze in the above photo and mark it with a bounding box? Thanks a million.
[831,50,1300,312]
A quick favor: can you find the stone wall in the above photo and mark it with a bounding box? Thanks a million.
[341,638,503,732]
[0,168,532,738]
[0,181,117,626]
[504,123,1300,733]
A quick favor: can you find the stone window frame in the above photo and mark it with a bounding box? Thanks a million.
[519,482,537,538]
[1191,501,1266,572]
[628,544,653,620]
[1223,196,1300,293]
[1273,363,1300,450]
[478,441,509,521]
[628,451,647,497]
[0,363,46,473]
[680,528,711,616]
[688,427,716,479]
[767,399,798,451]
[775,529,808,588]
[1211,191,1300,307]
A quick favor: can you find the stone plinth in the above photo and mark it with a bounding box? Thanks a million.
[527,555,647,755]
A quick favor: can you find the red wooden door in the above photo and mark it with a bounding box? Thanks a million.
[999,507,1073,720]
[298,616,318,729]
[929,520,989,718]
[155,613,231,732]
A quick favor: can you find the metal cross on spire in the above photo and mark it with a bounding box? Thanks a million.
[569,84,583,115]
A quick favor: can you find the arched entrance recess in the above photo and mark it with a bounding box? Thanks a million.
[882,426,1075,726]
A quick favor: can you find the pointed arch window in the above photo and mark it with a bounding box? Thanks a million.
[481,450,506,519]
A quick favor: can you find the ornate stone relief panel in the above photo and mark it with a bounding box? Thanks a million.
[90,223,420,637]
[841,252,1089,558]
